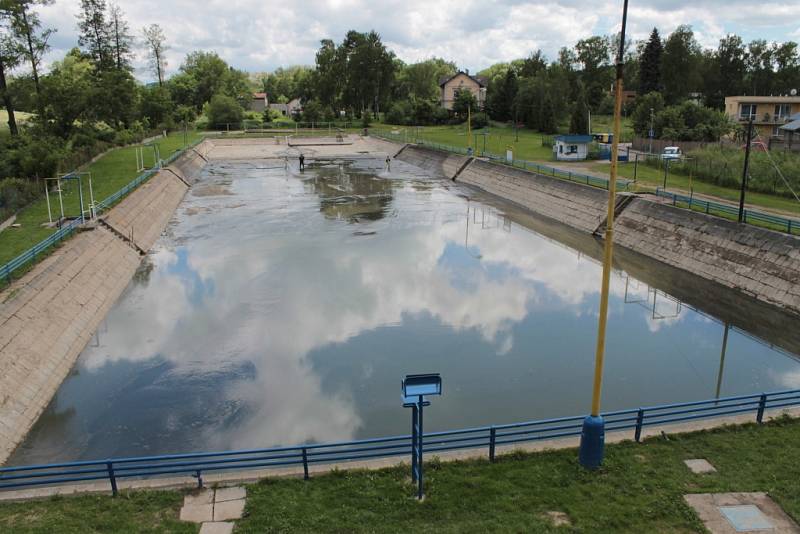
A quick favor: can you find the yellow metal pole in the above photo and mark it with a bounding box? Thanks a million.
[589,0,628,419]
[467,104,472,152]
[579,0,629,470]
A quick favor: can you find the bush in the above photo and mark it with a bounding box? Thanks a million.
[205,94,244,129]
[385,101,412,125]
[470,112,488,129]
[0,178,42,221]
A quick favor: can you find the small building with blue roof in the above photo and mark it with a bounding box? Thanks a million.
[553,134,593,161]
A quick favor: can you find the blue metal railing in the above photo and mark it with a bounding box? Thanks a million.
[0,138,205,284]
[654,188,799,235]
[2,388,798,494]
[0,218,83,284]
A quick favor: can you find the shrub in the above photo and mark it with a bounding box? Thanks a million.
[470,112,489,129]
[386,101,412,125]
[205,94,244,129]
[0,178,42,221]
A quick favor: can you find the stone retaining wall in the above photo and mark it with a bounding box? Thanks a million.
[434,147,800,315]
[0,228,142,462]
[457,159,610,234]
[614,198,800,314]
[0,142,211,464]
[102,171,188,252]
[395,145,470,179]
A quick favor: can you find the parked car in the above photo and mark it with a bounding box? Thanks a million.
[661,146,683,160]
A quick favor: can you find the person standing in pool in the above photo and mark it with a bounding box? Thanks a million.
[299,153,305,170]
[385,156,391,171]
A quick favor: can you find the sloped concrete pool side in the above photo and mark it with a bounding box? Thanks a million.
[395,144,800,316]
[0,140,215,464]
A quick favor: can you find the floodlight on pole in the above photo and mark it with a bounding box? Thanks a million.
[402,373,442,499]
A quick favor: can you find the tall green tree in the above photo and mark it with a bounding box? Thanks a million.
[77,0,113,71]
[638,28,662,95]
[704,34,747,108]
[142,24,167,86]
[661,25,702,104]
[39,48,94,136]
[569,84,589,134]
[575,35,612,110]
[486,67,518,121]
[7,0,54,101]
[0,5,21,135]
[108,3,132,71]
[773,41,800,92]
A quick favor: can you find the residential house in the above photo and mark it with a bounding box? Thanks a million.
[250,92,268,113]
[724,95,800,140]
[269,98,303,118]
[439,71,487,111]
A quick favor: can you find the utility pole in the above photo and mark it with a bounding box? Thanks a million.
[738,117,754,223]
[579,0,629,470]
[648,107,654,154]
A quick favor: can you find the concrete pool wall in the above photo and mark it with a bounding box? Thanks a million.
[0,135,798,465]
[0,139,214,463]
[395,144,800,316]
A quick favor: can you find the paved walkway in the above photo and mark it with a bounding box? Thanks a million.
[180,486,246,533]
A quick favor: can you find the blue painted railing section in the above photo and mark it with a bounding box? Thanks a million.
[372,129,799,236]
[1,388,798,493]
[0,138,204,283]
[654,188,799,235]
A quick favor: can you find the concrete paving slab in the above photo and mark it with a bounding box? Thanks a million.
[199,522,234,534]
[720,505,774,531]
[684,493,800,533]
[214,498,245,521]
[684,458,717,474]
[179,503,214,523]
[184,489,215,506]
[215,486,246,503]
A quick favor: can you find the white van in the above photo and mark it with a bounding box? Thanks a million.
[661,146,682,161]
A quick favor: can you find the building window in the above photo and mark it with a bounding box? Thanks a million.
[739,104,757,120]
[566,145,578,154]
[773,125,783,137]
[775,104,791,119]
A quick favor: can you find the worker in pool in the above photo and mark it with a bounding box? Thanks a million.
[385,155,391,171]
[299,153,305,171]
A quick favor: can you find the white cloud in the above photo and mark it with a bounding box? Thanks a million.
[20,0,800,82]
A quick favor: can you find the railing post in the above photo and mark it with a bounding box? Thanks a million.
[634,409,645,442]
[489,427,496,462]
[302,448,309,480]
[106,461,118,496]
[756,393,767,423]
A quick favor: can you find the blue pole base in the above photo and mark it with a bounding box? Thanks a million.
[578,415,605,469]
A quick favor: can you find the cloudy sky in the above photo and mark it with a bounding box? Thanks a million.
[35,0,800,82]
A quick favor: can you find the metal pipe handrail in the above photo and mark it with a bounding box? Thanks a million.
[2,387,799,494]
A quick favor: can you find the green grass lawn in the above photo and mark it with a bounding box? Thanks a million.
[2,417,799,533]
[592,161,800,217]
[0,110,32,136]
[384,123,555,161]
[0,131,203,268]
